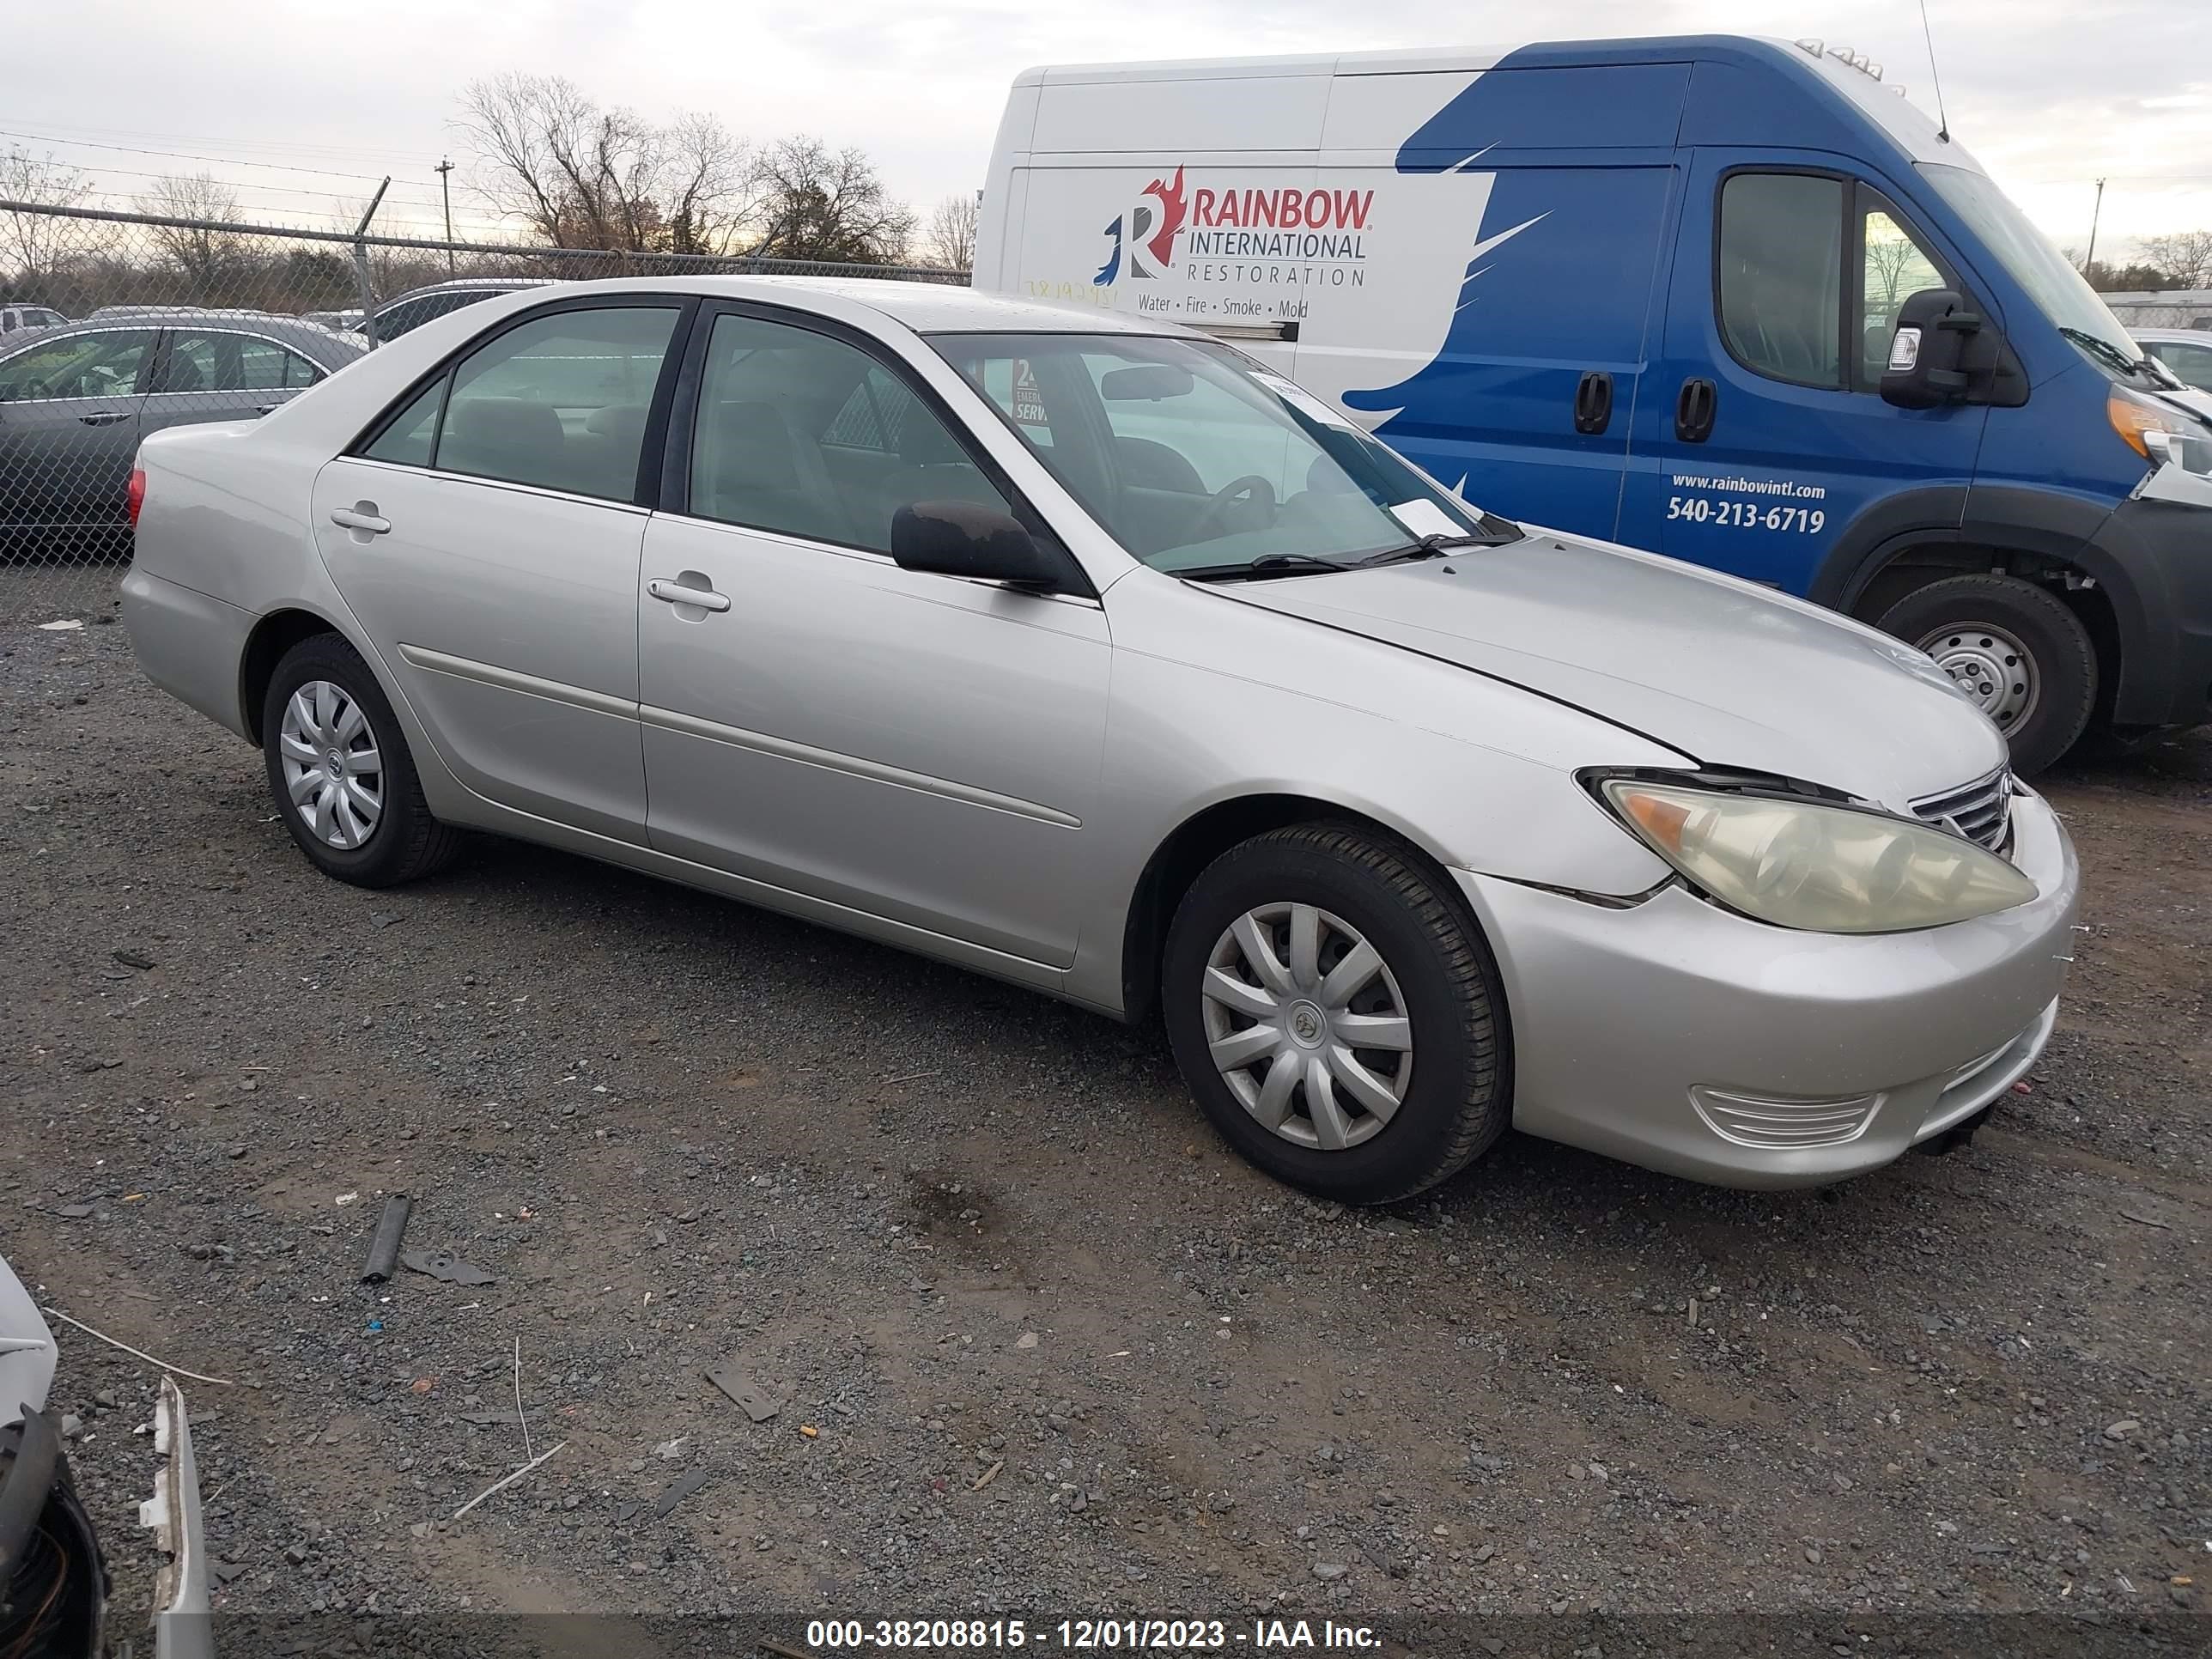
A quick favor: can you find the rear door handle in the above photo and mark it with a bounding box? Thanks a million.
[77,410,130,428]
[329,505,390,534]
[648,577,732,613]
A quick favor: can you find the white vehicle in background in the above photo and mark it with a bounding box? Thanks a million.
[2133,328,2212,394]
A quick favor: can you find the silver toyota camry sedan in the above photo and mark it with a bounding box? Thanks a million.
[119,279,2078,1202]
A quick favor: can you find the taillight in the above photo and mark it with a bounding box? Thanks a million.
[127,466,146,529]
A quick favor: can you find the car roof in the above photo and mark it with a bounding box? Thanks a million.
[2133,327,2212,345]
[8,311,365,363]
[379,277,555,306]
[489,274,1199,337]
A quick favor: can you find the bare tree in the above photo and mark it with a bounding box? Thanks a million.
[1,147,94,295]
[2142,229,2212,290]
[454,75,755,256]
[750,137,915,264]
[135,172,246,301]
[922,192,979,270]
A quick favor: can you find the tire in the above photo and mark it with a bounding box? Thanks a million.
[261,633,462,887]
[1161,823,1510,1205]
[1876,574,2096,775]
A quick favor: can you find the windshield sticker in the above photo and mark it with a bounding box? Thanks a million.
[1011,358,1048,427]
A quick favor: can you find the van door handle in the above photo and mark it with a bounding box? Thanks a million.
[77,410,130,428]
[648,577,732,614]
[1573,371,1613,435]
[1674,378,1717,444]
[330,505,390,535]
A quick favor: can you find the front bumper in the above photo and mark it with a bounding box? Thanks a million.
[1457,788,2080,1188]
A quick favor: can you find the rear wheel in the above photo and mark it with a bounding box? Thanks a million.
[261,633,462,887]
[1877,573,2096,775]
[1161,823,1510,1205]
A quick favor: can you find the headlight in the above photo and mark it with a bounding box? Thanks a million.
[1601,779,2038,933]
[2108,385,2202,461]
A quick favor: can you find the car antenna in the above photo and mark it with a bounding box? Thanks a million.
[1917,0,1952,143]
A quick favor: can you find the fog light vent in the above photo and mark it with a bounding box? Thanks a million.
[1689,1085,1881,1149]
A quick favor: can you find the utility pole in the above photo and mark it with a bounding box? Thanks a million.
[2083,178,2106,276]
[440,159,462,273]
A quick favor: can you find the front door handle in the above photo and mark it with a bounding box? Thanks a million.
[648,577,732,613]
[1674,377,1718,444]
[77,410,130,428]
[329,504,390,535]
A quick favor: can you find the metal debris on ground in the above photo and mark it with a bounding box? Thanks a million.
[361,1194,411,1283]
[399,1250,496,1285]
[653,1468,715,1518]
[706,1358,781,1422]
[111,950,155,970]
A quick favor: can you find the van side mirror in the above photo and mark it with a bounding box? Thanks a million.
[1881,289,1984,410]
[890,501,1066,589]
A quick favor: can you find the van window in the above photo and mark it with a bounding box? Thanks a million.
[1718,173,1844,387]
[1857,206,1947,386]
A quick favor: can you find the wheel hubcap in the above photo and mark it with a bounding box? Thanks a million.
[1200,902,1413,1152]
[278,679,384,848]
[1915,621,2039,731]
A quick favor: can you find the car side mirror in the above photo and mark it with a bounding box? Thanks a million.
[1881,289,1987,410]
[890,501,1066,589]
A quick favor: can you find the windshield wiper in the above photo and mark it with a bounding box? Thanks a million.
[1178,553,1356,582]
[1355,526,1522,567]
[2059,325,2158,380]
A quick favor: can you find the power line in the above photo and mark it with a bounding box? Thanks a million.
[3,117,428,166]
[45,161,451,208]
[0,126,422,185]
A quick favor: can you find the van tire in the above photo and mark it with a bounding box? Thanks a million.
[1160,823,1510,1206]
[1877,574,2096,775]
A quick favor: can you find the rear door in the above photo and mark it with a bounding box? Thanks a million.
[311,297,689,842]
[1620,157,1990,589]
[147,328,328,436]
[0,326,155,537]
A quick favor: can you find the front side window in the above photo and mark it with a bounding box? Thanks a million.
[1717,173,1844,386]
[688,311,1011,553]
[436,305,679,500]
[1858,209,1946,384]
[0,330,154,402]
[932,333,1487,574]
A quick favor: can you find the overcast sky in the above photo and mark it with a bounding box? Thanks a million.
[9,0,2208,258]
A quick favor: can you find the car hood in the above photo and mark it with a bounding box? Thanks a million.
[1210,534,2007,808]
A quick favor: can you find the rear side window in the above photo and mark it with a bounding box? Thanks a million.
[1717,173,1844,387]
[236,337,324,390]
[365,306,680,500]
[363,378,446,466]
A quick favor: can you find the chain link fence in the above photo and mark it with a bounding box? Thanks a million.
[0,199,969,617]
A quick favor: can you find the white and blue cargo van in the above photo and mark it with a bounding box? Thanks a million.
[975,34,2212,771]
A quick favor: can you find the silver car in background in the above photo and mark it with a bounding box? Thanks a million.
[119,279,2078,1201]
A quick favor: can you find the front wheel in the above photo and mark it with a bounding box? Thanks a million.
[1161,823,1510,1205]
[1877,574,2097,776]
[262,633,462,887]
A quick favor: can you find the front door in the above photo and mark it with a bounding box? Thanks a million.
[310,299,689,842]
[1620,156,1991,591]
[637,306,1109,968]
[0,326,155,542]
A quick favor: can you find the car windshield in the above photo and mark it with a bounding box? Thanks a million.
[1920,163,2163,384]
[928,332,1507,574]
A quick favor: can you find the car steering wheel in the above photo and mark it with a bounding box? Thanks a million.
[1188,474,1278,543]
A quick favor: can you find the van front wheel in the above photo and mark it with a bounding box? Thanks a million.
[1877,574,2096,775]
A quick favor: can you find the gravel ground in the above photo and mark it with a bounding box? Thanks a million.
[2,574,2206,1636]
